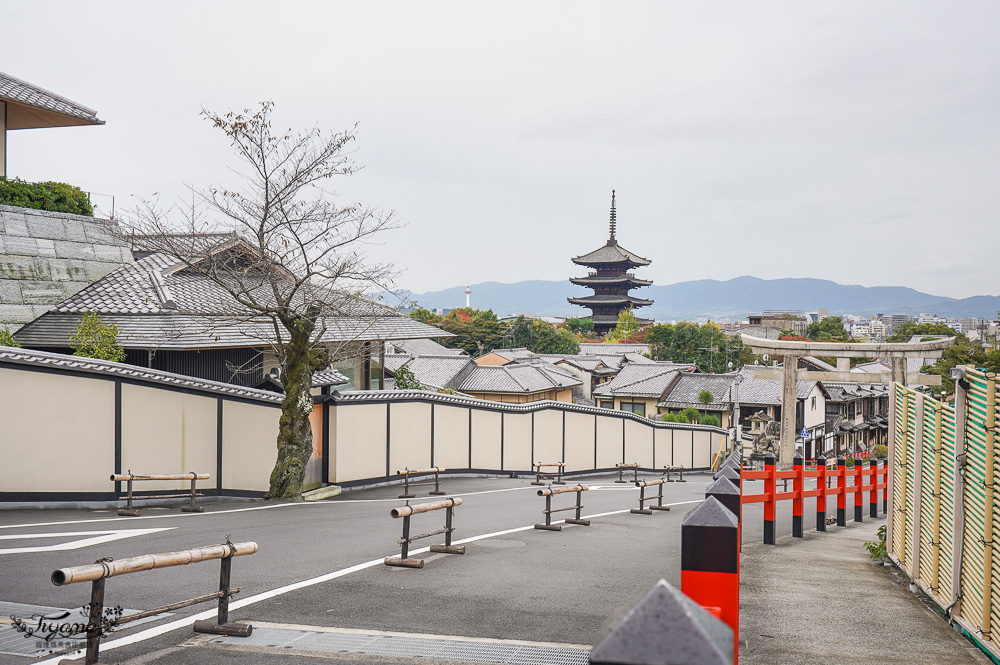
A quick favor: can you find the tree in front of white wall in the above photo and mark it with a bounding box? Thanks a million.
[126,102,398,501]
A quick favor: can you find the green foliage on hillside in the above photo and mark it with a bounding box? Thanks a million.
[886,321,960,342]
[0,178,94,216]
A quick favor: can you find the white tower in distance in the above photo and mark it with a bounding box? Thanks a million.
[465,285,471,308]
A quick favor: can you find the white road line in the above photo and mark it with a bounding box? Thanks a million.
[32,498,704,665]
[0,528,175,555]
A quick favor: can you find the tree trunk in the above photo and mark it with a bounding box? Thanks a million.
[266,319,322,501]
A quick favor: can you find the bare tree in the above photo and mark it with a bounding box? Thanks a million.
[125,102,398,500]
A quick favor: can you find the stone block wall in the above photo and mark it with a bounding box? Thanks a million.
[0,205,133,332]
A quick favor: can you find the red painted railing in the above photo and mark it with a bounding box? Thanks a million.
[741,453,887,544]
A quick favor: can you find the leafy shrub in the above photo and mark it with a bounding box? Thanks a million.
[70,312,125,362]
[0,178,93,216]
[700,414,720,427]
[875,444,888,459]
[394,365,424,390]
[864,525,887,560]
[0,328,21,348]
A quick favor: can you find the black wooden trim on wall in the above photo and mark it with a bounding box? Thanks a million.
[322,400,330,485]
[562,411,566,462]
[385,402,392,477]
[500,412,505,471]
[114,380,122,495]
[468,409,473,468]
[430,403,436,468]
[217,397,224,491]
[530,412,535,465]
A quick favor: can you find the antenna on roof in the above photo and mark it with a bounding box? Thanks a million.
[609,190,617,240]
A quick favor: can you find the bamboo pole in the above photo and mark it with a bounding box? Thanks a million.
[930,402,944,594]
[537,484,589,496]
[51,542,257,585]
[390,497,462,518]
[110,473,210,482]
[982,375,997,641]
[395,467,445,476]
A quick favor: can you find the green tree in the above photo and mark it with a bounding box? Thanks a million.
[698,389,714,406]
[886,321,960,343]
[806,316,849,341]
[0,328,21,348]
[565,317,594,335]
[647,322,750,373]
[409,308,439,324]
[677,407,701,424]
[393,365,424,390]
[70,312,126,362]
[700,414,720,427]
[606,307,642,343]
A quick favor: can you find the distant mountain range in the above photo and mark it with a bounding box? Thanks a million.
[383,276,1000,321]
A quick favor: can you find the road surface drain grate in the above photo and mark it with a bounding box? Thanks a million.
[210,626,590,664]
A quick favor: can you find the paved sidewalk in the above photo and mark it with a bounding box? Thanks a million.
[740,516,989,665]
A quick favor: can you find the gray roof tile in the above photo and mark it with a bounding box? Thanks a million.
[593,365,682,398]
[460,362,581,394]
[0,70,103,126]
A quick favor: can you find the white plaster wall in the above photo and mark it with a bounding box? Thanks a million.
[222,400,280,492]
[502,412,532,470]
[333,403,387,483]
[533,409,563,464]
[432,404,470,470]
[471,409,502,469]
[564,412,596,472]
[388,402,432,474]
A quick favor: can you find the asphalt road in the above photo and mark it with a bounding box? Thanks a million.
[0,471,875,664]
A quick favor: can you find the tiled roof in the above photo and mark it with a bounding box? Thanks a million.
[566,294,653,307]
[579,343,651,356]
[0,345,281,403]
[539,354,610,372]
[384,353,413,373]
[657,373,737,410]
[824,382,890,403]
[15,251,451,349]
[800,356,837,372]
[385,338,464,356]
[460,362,581,394]
[733,365,820,405]
[593,365,681,398]
[15,312,450,350]
[0,70,103,127]
[402,355,474,390]
[479,348,534,363]
[571,240,650,267]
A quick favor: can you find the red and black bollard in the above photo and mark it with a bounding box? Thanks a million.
[792,453,804,538]
[881,458,888,514]
[836,456,847,527]
[854,458,864,523]
[763,452,776,545]
[816,455,828,532]
[869,458,878,518]
[681,496,740,648]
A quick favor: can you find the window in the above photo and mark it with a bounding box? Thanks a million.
[619,401,646,416]
[599,400,614,409]
[811,396,817,410]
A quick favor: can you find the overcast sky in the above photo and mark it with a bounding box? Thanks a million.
[4,2,998,298]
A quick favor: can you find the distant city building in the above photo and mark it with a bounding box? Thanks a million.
[747,312,809,337]
[568,191,653,335]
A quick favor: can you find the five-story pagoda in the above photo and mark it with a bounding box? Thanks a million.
[568,191,653,335]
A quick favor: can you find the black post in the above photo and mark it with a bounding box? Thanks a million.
[430,468,445,496]
[218,555,232,625]
[401,515,411,559]
[84,577,106,665]
[854,458,864,523]
[445,504,453,547]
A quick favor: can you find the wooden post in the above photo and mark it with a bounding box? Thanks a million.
[930,402,944,595]
[981,375,997,640]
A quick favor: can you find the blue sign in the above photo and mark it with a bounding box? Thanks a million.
[801,427,809,438]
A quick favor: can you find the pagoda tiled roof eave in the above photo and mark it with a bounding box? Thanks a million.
[569,276,653,287]
[567,295,653,307]
[570,241,651,267]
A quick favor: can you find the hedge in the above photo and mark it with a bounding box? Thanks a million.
[0,178,93,216]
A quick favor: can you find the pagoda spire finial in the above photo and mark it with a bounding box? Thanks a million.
[609,189,617,240]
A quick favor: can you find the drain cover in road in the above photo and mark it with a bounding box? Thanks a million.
[205,624,591,664]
